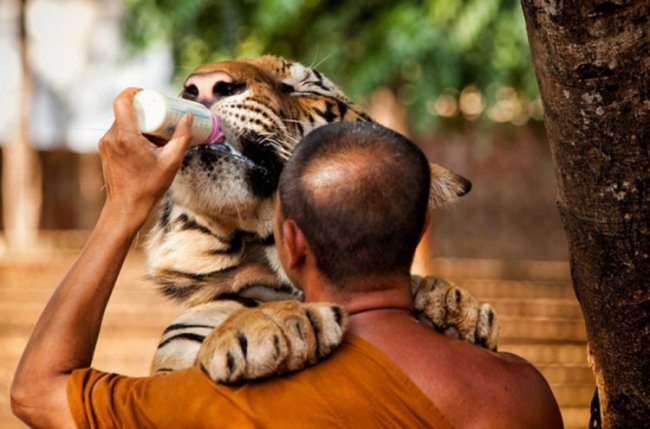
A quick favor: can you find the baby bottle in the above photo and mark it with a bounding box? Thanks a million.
[133,89,221,146]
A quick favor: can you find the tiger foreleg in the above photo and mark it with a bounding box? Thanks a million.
[411,275,499,351]
[197,301,347,384]
[151,301,245,374]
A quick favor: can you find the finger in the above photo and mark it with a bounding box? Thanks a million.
[112,87,142,133]
[98,121,117,154]
[160,113,193,164]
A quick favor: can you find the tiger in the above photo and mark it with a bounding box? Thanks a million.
[145,55,499,383]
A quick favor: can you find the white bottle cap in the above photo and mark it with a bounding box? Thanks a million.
[134,90,168,134]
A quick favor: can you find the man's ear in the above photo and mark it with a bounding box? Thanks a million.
[282,219,308,269]
[428,162,472,209]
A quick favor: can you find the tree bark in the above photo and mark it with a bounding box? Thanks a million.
[3,0,42,250]
[521,1,649,427]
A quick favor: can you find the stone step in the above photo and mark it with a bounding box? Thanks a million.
[0,283,159,300]
[1,327,165,360]
[561,407,592,429]
[1,285,585,318]
[2,254,572,281]
[456,279,577,300]
[0,297,583,320]
[489,298,582,319]
[11,275,563,293]
[550,384,596,408]
[434,258,571,282]
[0,300,177,327]
[499,316,587,342]
[1,307,589,348]
[537,364,595,384]
[1,254,572,280]
[0,252,145,286]
[500,342,588,366]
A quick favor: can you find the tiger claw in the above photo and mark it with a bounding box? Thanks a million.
[476,303,499,351]
[197,307,288,383]
[197,301,347,384]
[411,274,499,350]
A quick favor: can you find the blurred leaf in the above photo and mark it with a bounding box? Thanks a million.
[121,0,540,127]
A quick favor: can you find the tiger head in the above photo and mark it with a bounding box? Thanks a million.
[147,55,471,305]
[169,55,371,230]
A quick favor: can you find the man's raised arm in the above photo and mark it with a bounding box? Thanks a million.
[10,88,192,428]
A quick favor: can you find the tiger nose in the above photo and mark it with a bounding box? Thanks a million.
[183,71,234,107]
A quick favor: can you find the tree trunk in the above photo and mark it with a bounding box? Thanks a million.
[3,0,42,250]
[367,87,436,276]
[521,1,649,427]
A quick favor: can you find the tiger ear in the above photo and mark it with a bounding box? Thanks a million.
[428,162,472,209]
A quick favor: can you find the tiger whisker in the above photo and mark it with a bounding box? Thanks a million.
[257,134,293,161]
[310,51,334,70]
[260,127,300,145]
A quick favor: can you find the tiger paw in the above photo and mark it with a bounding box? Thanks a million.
[411,275,499,351]
[197,301,347,384]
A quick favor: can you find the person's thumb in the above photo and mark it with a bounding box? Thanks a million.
[161,113,193,166]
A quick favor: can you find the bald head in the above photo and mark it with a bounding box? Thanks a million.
[302,145,395,205]
[278,122,430,286]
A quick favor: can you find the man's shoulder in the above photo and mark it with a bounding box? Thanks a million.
[443,345,564,429]
[359,324,563,429]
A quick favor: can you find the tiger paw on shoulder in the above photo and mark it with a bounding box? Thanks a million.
[411,274,499,351]
[197,301,347,383]
[192,278,498,384]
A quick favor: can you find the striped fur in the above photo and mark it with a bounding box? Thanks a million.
[146,56,497,382]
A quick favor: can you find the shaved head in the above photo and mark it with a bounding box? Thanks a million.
[278,122,430,286]
[302,147,391,203]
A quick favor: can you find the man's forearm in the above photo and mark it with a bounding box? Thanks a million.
[11,205,144,424]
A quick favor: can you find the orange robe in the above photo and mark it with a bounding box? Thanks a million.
[68,334,453,428]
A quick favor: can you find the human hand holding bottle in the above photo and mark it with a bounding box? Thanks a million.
[99,87,193,234]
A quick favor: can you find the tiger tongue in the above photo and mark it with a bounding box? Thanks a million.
[204,112,224,145]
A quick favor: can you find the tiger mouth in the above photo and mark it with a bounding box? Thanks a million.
[184,115,284,198]
[206,141,258,169]
[199,118,263,171]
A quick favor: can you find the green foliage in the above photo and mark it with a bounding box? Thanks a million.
[122,0,539,127]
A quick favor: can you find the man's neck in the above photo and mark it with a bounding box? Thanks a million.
[303,273,415,322]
